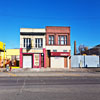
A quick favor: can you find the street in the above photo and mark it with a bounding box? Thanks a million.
[0,76,100,100]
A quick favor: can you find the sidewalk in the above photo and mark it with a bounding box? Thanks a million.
[1,71,100,77]
[8,67,100,73]
[0,68,100,77]
[1,67,100,72]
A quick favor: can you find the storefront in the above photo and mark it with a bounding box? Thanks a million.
[45,26,71,69]
[20,48,46,68]
[50,52,70,68]
[20,28,46,68]
[20,27,71,69]
[22,53,44,68]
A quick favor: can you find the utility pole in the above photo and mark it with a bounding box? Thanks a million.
[3,43,6,68]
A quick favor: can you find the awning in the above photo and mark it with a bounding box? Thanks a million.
[51,52,70,57]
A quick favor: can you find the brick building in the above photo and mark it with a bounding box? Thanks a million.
[20,26,71,69]
[77,44,100,55]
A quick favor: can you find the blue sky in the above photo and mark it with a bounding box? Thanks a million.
[0,0,100,54]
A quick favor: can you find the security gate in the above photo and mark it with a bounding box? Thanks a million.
[51,57,64,68]
[23,55,32,68]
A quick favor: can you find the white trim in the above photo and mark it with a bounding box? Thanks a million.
[20,28,46,33]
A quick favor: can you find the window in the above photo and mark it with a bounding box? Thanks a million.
[53,50,57,52]
[23,38,31,49]
[35,38,43,48]
[58,35,67,45]
[63,50,67,52]
[49,35,54,45]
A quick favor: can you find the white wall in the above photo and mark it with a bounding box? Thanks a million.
[20,35,46,49]
[51,57,64,68]
[46,46,71,52]
[20,28,46,33]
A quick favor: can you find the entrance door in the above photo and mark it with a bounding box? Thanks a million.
[33,54,41,68]
[23,55,32,68]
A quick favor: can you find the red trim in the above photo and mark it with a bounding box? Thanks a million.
[43,48,46,68]
[20,48,23,68]
[21,50,43,68]
[51,52,70,56]
[33,54,34,68]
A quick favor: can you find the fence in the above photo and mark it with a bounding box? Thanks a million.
[71,55,100,68]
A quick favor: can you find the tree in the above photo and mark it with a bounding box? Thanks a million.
[78,45,85,55]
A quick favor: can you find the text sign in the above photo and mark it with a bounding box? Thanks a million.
[51,52,70,57]
[34,54,39,66]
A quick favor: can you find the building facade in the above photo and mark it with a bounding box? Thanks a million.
[0,49,20,67]
[0,41,5,67]
[46,26,71,68]
[20,28,46,68]
[20,26,71,69]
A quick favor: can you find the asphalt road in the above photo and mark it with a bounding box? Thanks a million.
[0,76,100,100]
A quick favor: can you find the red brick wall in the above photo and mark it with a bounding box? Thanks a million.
[46,26,70,34]
[46,26,70,46]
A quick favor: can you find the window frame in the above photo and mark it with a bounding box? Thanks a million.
[35,38,43,48]
[48,35,54,45]
[58,35,67,45]
[23,38,31,48]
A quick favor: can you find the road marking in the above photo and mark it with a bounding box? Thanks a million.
[6,72,17,77]
[2,72,80,77]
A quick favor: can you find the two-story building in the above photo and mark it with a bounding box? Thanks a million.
[45,26,71,69]
[20,26,71,69]
[20,28,46,68]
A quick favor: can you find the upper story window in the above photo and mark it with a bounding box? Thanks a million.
[53,49,57,52]
[35,38,43,48]
[23,38,31,49]
[58,35,67,45]
[63,50,67,52]
[49,35,54,45]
